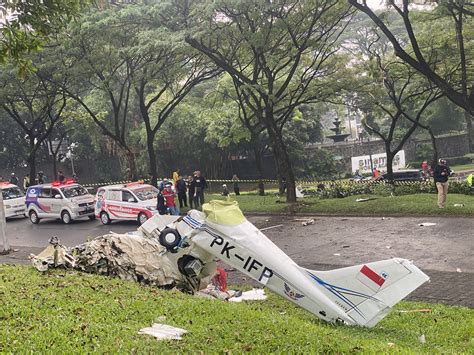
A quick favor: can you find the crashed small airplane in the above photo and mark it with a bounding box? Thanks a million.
[140,200,429,328]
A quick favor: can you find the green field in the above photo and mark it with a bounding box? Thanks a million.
[199,192,474,216]
[1,266,472,353]
[451,163,474,172]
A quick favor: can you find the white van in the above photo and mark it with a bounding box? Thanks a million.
[25,181,95,224]
[95,182,159,225]
[1,182,26,219]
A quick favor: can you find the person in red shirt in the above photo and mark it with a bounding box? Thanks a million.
[162,182,179,215]
[372,167,380,179]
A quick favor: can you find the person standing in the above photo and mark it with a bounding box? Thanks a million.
[221,184,229,196]
[187,175,195,209]
[232,174,240,195]
[38,171,47,184]
[176,175,187,208]
[433,159,452,209]
[23,174,30,191]
[58,171,65,183]
[372,168,380,179]
[162,182,179,215]
[172,169,179,185]
[9,173,19,185]
[193,170,207,207]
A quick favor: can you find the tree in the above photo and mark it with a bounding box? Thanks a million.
[46,124,72,180]
[120,4,220,186]
[348,0,474,149]
[357,56,442,180]
[0,113,28,170]
[0,0,90,74]
[52,9,140,180]
[0,66,67,180]
[203,74,270,179]
[185,0,354,202]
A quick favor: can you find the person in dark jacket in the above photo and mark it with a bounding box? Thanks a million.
[433,159,452,208]
[58,171,65,183]
[192,170,208,207]
[156,191,167,215]
[232,174,240,195]
[9,173,19,185]
[175,175,187,208]
[187,175,195,209]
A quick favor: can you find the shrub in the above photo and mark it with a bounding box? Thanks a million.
[448,181,473,195]
[316,180,472,199]
[371,182,393,196]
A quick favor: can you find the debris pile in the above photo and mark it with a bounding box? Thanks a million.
[31,232,216,291]
[71,234,181,287]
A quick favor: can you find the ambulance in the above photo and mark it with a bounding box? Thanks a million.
[25,180,95,224]
[94,182,159,225]
[1,182,26,219]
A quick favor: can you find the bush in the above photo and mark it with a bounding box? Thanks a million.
[371,183,393,196]
[448,181,473,195]
[445,155,472,166]
[317,180,472,199]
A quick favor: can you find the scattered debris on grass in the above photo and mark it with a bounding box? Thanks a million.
[302,219,314,226]
[453,204,464,207]
[138,323,187,341]
[398,309,432,313]
[418,334,426,344]
[356,197,376,202]
[260,224,284,231]
[229,288,267,302]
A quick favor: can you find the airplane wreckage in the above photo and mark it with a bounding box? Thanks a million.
[32,200,429,328]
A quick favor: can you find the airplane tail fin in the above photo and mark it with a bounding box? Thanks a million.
[303,258,429,327]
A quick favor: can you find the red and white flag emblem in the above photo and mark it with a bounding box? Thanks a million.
[357,265,386,291]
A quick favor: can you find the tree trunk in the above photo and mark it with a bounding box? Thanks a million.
[52,153,57,181]
[428,129,438,169]
[268,128,296,203]
[386,149,394,183]
[465,111,474,152]
[253,145,264,179]
[146,132,158,187]
[28,139,36,184]
[124,149,138,181]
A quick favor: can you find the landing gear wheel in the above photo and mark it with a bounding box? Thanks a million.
[138,212,148,225]
[29,210,40,224]
[88,215,96,220]
[61,211,72,224]
[100,211,111,225]
[159,228,182,250]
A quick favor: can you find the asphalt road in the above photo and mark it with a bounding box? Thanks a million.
[4,214,473,273]
[2,213,473,307]
[4,215,140,248]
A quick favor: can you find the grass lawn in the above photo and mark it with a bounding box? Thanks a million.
[451,163,474,172]
[200,192,474,216]
[1,265,472,353]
